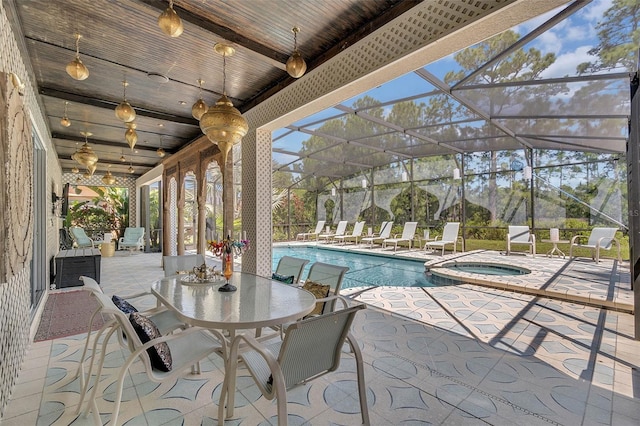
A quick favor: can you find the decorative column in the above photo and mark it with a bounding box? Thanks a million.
[197,171,207,255]
[222,149,234,239]
[176,170,185,255]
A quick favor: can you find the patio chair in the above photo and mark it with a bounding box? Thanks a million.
[81,291,224,426]
[334,221,365,245]
[383,221,418,251]
[218,304,369,426]
[318,220,348,243]
[361,221,394,249]
[118,227,145,252]
[273,255,310,284]
[425,222,460,255]
[163,254,206,276]
[302,262,350,314]
[569,227,621,263]
[74,276,193,417]
[295,220,325,241]
[506,225,536,257]
[69,226,95,248]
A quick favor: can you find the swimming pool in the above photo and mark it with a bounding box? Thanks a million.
[273,246,437,289]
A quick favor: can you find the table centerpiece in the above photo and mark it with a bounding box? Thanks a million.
[207,235,250,292]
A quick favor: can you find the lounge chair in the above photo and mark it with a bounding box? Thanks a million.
[118,227,145,252]
[318,220,348,243]
[69,226,95,248]
[334,221,365,245]
[425,222,460,255]
[218,304,369,426]
[506,225,536,257]
[163,254,206,276]
[569,227,621,263]
[361,221,393,248]
[295,220,325,241]
[383,221,418,251]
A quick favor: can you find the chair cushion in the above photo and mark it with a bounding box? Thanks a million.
[129,313,172,372]
[303,280,331,315]
[112,295,138,314]
[272,273,295,284]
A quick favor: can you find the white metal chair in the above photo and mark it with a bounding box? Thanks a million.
[295,220,325,241]
[163,254,206,276]
[569,227,620,263]
[118,226,145,252]
[69,226,95,248]
[506,225,536,257]
[334,221,365,245]
[361,221,394,248]
[383,221,418,251]
[425,222,460,255]
[81,292,224,426]
[318,220,348,243]
[274,256,310,284]
[218,304,369,426]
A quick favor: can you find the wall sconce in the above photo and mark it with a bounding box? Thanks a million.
[361,178,367,189]
[453,168,461,180]
[401,171,408,182]
[331,187,336,196]
[523,166,532,180]
[52,192,62,214]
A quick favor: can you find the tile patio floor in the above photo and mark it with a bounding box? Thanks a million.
[4,245,640,425]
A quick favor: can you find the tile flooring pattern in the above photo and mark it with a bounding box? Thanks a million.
[4,248,640,425]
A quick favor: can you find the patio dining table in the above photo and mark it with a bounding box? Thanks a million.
[150,271,316,343]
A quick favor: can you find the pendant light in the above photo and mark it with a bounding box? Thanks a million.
[87,162,97,176]
[66,33,89,81]
[102,165,116,185]
[157,136,166,157]
[120,154,126,162]
[286,27,307,78]
[125,122,138,149]
[71,166,79,174]
[158,0,183,37]
[75,131,98,167]
[191,79,207,120]
[115,80,136,122]
[128,156,135,174]
[60,101,71,127]
[199,44,248,167]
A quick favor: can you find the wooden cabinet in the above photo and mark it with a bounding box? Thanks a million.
[54,248,101,288]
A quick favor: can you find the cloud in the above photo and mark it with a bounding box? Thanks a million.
[540,46,593,78]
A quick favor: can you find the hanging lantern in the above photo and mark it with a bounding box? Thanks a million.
[125,122,138,149]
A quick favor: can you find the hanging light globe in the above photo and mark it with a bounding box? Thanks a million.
[83,171,91,179]
[87,162,97,176]
[66,34,89,80]
[75,142,98,167]
[60,116,71,127]
[157,147,166,157]
[128,165,135,174]
[102,170,116,185]
[199,94,248,166]
[120,155,126,162]
[71,166,79,174]
[286,51,307,78]
[158,0,183,37]
[125,122,138,149]
[191,98,207,120]
[115,100,136,122]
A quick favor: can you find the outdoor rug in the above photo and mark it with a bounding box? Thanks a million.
[34,290,105,342]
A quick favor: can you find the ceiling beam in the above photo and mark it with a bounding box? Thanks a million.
[40,86,200,126]
[137,0,288,70]
[52,133,177,154]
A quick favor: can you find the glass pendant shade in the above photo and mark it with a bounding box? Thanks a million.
[102,170,116,185]
[60,116,71,127]
[66,57,89,80]
[125,123,138,149]
[71,166,79,174]
[158,2,183,37]
[75,142,98,167]
[115,101,136,122]
[157,147,166,157]
[199,94,248,166]
[191,98,207,120]
[120,155,126,162]
[87,163,97,176]
[128,165,135,174]
[83,171,91,179]
[286,51,307,78]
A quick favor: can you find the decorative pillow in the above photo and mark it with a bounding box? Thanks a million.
[112,295,138,314]
[272,273,295,284]
[128,312,172,372]
[302,280,331,315]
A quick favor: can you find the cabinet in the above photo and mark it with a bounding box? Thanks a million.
[54,248,101,288]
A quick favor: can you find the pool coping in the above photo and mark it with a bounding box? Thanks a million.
[275,242,633,313]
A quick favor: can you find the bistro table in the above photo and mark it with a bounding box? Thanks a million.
[542,239,570,258]
[150,271,316,340]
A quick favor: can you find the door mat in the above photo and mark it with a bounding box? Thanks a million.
[34,290,106,342]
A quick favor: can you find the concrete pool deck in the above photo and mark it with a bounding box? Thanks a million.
[279,241,633,314]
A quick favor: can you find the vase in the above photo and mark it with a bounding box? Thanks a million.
[219,253,236,292]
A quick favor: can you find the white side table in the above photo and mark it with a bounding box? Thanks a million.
[542,239,569,258]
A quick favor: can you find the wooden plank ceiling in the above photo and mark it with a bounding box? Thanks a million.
[9,0,418,177]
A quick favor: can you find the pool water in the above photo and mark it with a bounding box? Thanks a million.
[444,262,529,276]
[273,246,436,289]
